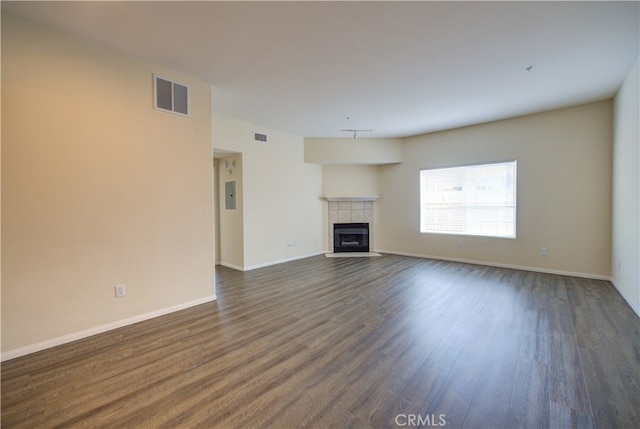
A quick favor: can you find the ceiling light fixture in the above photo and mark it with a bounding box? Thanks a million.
[340,129,373,139]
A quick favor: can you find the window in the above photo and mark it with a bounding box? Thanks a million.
[420,160,517,238]
[154,74,189,116]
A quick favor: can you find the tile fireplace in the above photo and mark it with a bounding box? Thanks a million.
[325,196,378,254]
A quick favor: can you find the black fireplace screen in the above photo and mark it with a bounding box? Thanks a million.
[333,223,369,253]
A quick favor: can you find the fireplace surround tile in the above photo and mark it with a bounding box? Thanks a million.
[338,210,352,222]
[364,209,373,222]
[326,197,377,253]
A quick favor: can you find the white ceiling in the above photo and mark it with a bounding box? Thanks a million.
[3,1,639,138]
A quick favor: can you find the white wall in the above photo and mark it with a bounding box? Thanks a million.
[378,101,613,278]
[1,15,215,356]
[213,115,324,270]
[612,58,640,315]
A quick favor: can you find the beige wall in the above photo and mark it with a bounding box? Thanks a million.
[612,58,640,315]
[378,101,613,278]
[213,115,324,270]
[1,15,215,355]
[322,164,381,197]
[305,137,403,165]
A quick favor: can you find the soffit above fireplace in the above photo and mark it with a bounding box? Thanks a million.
[324,196,379,202]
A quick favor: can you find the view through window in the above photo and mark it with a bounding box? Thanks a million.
[420,161,517,238]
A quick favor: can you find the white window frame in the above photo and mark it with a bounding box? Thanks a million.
[419,160,517,238]
[153,74,190,117]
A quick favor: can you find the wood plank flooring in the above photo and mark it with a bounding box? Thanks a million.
[2,254,639,428]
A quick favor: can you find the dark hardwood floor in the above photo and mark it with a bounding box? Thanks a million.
[2,254,639,428]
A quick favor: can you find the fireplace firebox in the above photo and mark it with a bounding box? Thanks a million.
[333,223,370,253]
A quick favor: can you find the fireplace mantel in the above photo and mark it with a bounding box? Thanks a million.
[324,196,379,202]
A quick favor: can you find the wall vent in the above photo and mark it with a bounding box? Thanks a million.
[254,133,268,143]
[154,74,189,116]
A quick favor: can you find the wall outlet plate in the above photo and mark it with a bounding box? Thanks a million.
[115,284,126,298]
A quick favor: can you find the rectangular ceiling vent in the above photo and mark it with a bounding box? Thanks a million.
[154,74,189,116]
[254,132,268,143]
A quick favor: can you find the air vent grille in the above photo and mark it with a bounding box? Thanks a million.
[154,74,189,116]
[254,133,267,143]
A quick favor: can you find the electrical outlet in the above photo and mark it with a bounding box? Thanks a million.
[540,248,548,256]
[458,241,464,249]
[115,284,126,298]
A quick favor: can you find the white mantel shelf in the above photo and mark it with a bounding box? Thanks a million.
[324,196,379,202]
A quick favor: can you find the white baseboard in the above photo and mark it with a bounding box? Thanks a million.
[378,250,611,281]
[219,261,245,271]
[245,252,326,270]
[222,251,326,272]
[609,278,640,318]
[1,295,217,362]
